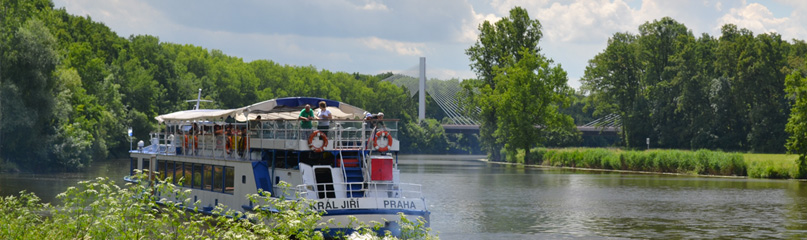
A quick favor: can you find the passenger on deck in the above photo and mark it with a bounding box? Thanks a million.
[250,115,262,129]
[364,112,384,129]
[299,104,315,131]
[316,101,332,138]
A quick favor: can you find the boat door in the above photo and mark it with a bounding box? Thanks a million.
[299,163,318,199]
[312,166,335,199]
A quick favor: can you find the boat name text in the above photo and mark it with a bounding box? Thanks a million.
[383,200,417,209]
[315,199,360,210]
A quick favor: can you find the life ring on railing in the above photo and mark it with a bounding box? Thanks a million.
[374,131,393,152]
[308,131,328,153]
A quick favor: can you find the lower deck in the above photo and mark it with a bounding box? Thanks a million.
[128,147,429,220]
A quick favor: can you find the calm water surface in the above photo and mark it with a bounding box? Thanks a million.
[4,156,807,239]
[0,159,130,202]
[397,155,807,239]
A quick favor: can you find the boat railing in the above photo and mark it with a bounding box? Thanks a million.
[139,119,398,160]
[289,181,423,200]
[250,119,398,151]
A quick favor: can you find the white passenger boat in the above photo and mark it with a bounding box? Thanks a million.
[126,97,429,234]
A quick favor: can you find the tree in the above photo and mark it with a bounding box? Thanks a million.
[462,6,545,161]
[463,7,573,162]
[785,69,807,178]
[1,18,60,167]
[582,32,647,148]
[494,48,574,164]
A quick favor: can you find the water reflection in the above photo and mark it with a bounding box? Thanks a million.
[3,156,807,239]
[0,159,130,202]
[398,155,807,239]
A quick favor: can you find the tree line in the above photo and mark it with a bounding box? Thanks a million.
[0,0,466,172]
[582,17,807,153]
[459,8,807,162]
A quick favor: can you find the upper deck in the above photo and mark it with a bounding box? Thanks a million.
[135,97,399,160]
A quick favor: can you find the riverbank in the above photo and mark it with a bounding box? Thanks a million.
[502,148,801,179]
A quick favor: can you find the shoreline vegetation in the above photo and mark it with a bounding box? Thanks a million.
[0,172,437,240]
[502,148,800,179]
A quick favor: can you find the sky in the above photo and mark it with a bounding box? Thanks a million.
[52,0,807,90]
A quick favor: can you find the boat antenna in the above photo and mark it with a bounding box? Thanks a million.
[185,88,214,110]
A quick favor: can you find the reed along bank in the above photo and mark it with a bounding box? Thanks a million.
[508,148,801,179]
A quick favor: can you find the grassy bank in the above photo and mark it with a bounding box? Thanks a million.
[509,148,800,179]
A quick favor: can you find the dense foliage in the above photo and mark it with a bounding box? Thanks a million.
[0,0,463,172]
[785,59,807,178]
[462,7,576,162]
[0,172,437,239]
[583,17,807,153]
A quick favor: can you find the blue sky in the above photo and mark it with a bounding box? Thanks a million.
[53,0,805,90]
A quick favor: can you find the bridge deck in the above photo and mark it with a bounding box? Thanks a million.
[442,124,618,136]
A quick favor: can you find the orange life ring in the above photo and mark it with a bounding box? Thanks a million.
[374,131,393,152]
[308,131,328,153]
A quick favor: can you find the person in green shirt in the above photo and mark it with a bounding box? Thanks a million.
[298,104,314,129]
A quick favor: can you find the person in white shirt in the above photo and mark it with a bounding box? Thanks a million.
[316,101,332,138]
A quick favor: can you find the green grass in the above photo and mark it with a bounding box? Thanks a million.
[510,148,803,179]
[744,153,799,179]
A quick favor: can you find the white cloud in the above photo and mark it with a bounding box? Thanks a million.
[361,37,426,56]
[360,1,389,11]
[717,3,789,35]
[54,0,168,38]
[458,8,500,44]
[537,0,637,43]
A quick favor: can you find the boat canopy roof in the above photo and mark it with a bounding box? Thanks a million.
[155,97,367,123]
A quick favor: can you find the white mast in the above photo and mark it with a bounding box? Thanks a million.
[185,88,213,110]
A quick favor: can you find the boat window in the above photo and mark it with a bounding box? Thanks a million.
[205,165,214,191]
[129,158,136,176]
[193,164,203,189]
[157,160,167,180]
[213,166,223,192]
[142,158,150,174]
[225,167,235,194]
[166,161,175,184]
[182,162,192,187]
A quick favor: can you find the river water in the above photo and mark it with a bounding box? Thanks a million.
[3,155,807,239]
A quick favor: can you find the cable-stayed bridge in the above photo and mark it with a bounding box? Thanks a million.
[382,58,619,136]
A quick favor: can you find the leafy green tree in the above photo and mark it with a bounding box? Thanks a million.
[494,48,574,164]
[582,32,647,148]
[463,6,545,161]
[785,67,807,178]
[1,18,60,167]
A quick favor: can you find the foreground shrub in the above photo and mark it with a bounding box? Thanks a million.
[0,171,437,239]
